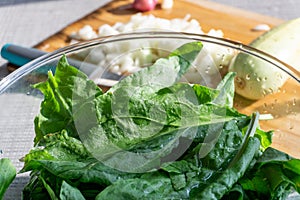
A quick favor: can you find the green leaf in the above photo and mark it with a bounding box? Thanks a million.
[284,159,300,176]
[192,84,220,104]
[239,171,270,195]
[60,181,85,200]
[96,172,187,200]
[83,87,243,168]
[160,160,194,174]
[261,165,294,199]
[256,147,293,164]
[213,72,236,107]
[25,159,140,186]
[33,55,103,143]
[0,158,16,199]
[200,120,244,170]
[21,130,90,173]
[239,147,300,198]
[22,173,51,200]
[222,184,248,200]
[168,41,203,78]
[254,128,273,150]
[39,175,59,200]
[190,137,260,200]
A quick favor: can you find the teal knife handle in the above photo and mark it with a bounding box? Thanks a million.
[0,43,123,80]
[1,43,45,66]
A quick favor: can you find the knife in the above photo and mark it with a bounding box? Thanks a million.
[0,44,121,86]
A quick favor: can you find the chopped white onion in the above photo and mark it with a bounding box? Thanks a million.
[73,14,235,85]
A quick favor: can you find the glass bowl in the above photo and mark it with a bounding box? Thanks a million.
[0,32,299,199]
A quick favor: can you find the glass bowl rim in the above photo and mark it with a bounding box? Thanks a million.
[1,31,299,93]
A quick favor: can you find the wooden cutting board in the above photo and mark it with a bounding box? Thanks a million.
[33,0,284,51]
[27,0,300,158]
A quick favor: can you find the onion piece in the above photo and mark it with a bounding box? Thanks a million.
[132,0,157,12]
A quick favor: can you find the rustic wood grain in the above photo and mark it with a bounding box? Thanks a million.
[33,0,284,52]
[234,78,300,158]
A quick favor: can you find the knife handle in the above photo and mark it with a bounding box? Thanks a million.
[1,43,45,66]
[0,43,122,82]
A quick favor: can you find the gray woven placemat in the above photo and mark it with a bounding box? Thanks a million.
[0,94,42,199]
